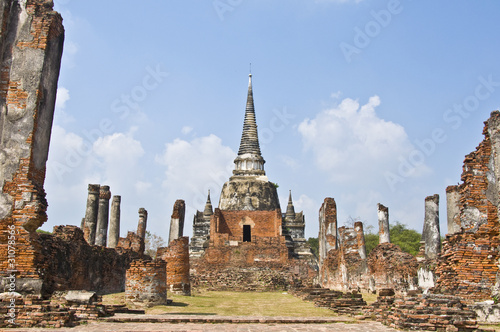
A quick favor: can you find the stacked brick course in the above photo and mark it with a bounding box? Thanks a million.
[0,0,64,291]
[125,259,167,307]
[370,293,479,331]
[434,111,500,301]
[0,294,113,328]
[367,243,418,294]
[157,236,191,296]
[33,226,141,295]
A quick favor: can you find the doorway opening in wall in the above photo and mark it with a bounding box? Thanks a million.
[243,225,251,242]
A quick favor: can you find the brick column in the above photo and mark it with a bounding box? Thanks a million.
[108,195,121,248]
[318,197,338,265]
[95,185,111,246]
[83,184,100,245]
[446,185,460,235]
[423,194,441,259]
[168,199,185,244]
[137,208,148,240]
[378,203,390,244]
[158,237,191,296]
[354,221,367,260]
[126,259,167,307]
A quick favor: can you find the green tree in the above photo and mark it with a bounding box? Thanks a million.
[389,221,421,256]
[364,222,421,257]
[144,231,166,258]
[307,237,319,257]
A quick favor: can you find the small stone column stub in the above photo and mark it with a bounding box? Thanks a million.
[318,197,338,265]
[137,208,148,240]
[83,184,100,245]
[354,221,367,260]
[446,185,460,235]
[423,194,441,259]
[95,185,111,246]
[378,203,390,244]
[108,195,121,248]
[168,199,186,244]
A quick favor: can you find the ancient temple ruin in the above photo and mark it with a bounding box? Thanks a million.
[190,74,316,290]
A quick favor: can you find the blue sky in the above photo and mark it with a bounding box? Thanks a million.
[43,0,500,241]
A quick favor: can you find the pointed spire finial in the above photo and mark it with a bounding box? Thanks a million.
[285,190,296,220]
[237,73,261,156]
[203,190,213,217]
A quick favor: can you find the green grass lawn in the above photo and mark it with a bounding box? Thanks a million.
[103,290,340,317]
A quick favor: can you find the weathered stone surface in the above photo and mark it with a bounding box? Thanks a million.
[319,222,368,291]
[219,177,280,211]
[168,199,185,244]
[190,192,212,257]
[354,221,367,260]
[422,194,441,259]
[108,195,121,248]
[137,207,147,240]
[95,185,111,247]
[83,184,100,245]
[446,185,460,235]
[469,302,500,323]
[0,0,64,287]
[377,203,390,244]
[318,197,338,265]
[64,290,97,304]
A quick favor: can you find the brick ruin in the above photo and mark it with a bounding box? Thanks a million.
[0,0,64,294]
[433,111,500,302]
[318,198,418,294]
[189,74,317,290]
[156,200,191,296]
[125,259,167,307]
[0,1,499,329]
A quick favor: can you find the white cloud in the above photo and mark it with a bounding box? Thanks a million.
[55,87,70,110]
[298,96,429,184]
[330,91,342,99]
[156,134,235,211]
[54,87,74,123]
[181,126,193,135]
[45,126,150,235]
[279,155,300,170]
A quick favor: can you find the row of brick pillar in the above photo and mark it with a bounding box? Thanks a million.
[82,184,117,247]
[82,184,148,248]
[319,195,443,264]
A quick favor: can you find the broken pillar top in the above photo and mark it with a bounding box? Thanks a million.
[99,185,111,200]
[88,184,100,194]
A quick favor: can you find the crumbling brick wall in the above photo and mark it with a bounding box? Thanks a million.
[0,0,64,292]
[116,231,145,255]
[157,236,191,296]
[367,243,418,294]
[31,226,140,296]
[320,226,368,291]
[434,111,500,301]
[190,254,316,291]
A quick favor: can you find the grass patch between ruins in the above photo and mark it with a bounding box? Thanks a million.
[103,291,340,317]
